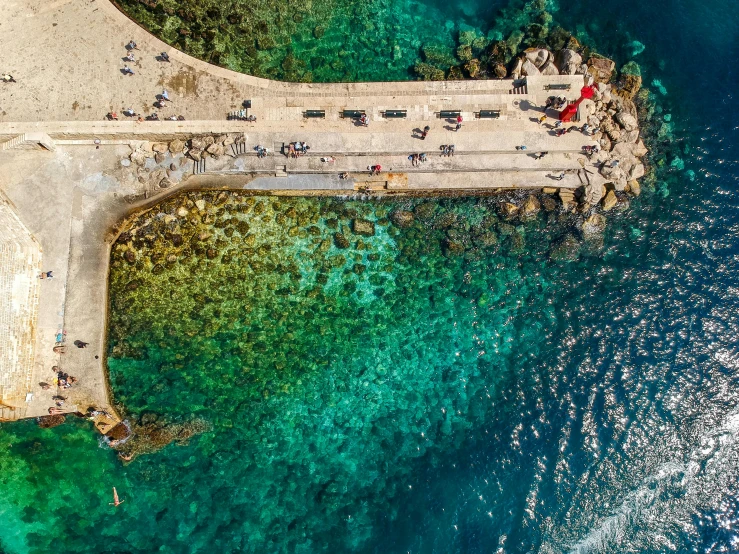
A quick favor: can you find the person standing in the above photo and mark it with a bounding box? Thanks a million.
[2,74,17,83]
[421,125,430,140]
[455,114,463,131]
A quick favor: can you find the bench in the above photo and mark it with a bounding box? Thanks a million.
[544,84,572,91]
[439,110,461,118]
[304,110,326,118]
[383,109,407,118]
[342,109,365,119]
[477,110,501,119]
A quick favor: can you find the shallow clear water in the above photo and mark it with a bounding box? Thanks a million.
[2,0,739,552]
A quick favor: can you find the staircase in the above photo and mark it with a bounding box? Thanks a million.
[0,404,26,421]
[192,158,206,175]
[509,83,529,95]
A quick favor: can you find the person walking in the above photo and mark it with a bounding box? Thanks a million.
[2,74,17,83]
[161,90,170,102]
[455,114,463,131]
[421,125,430,140]
[555,172,565,181]
[539,115,547,126]
[124,52,135,62]
[127,40,138,50]
[160,52,171,62]
[122,66,134,76]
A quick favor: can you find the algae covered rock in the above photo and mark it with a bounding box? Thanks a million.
[390,210,414,228]
[464,59,481,78]
[550,234,581,261]
[333,233,350,249]
[414,62,445,81]
[587,56,616,83]
[521,195,541,217]
[582,213,607,235]
[554,49,582,75]
[352,219,375,236]
[442,238,465,257]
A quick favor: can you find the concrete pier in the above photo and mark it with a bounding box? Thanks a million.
[0,0,604,427]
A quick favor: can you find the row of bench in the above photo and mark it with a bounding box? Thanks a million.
[303,109,502,119]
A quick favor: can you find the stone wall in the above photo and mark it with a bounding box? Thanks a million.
[0,195,40,410]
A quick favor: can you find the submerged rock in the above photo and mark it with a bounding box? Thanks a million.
[390,210,414,228]
[550,234,581,261]
[333,233,350,249]
[442,238,465,257]
[582,213,607,235]
[521,195,541,217]
[352,219,375,236]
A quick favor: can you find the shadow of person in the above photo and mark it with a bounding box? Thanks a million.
[412,128,423,139]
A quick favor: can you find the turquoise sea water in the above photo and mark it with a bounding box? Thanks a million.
[2,0,739,552]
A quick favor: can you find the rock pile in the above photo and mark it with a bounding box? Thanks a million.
[124,133,244,192]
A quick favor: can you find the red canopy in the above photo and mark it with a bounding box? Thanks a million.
[559,85,596,122]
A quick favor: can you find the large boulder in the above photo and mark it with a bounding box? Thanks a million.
[152,143,169,153]
[206,143,224,158]
[587,56,616,83]
[628,180,641,196]
[629,162,645,180]
[521,59,540,76]
[554,49,582,75]
[492,63,508,79]
[600,163,628,191]
[130,150,147,166]
[617,74,642,100]
[500,202,519,217]
[521,195,541,217]
[189,148,203,162]
[539,60,560,75]
[582,213,607,235]
[352,219,375,236]
[525,48,550,68]
[601,190,618,211]
[509,58,523,79]
[169,139,185,154]
[615,112,638,132]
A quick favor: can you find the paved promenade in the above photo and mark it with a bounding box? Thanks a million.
[0,0,607,429]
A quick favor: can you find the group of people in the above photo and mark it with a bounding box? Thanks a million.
[408,153,427,166]
[583,144,601,159]
[440,144,455,157]
[368,164,382,175]
[227,110,257,121]
[255,145,269,158]
[287,142,310,158]
[544,96,568,111]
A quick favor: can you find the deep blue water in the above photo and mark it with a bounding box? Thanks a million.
[369,1,739,551]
